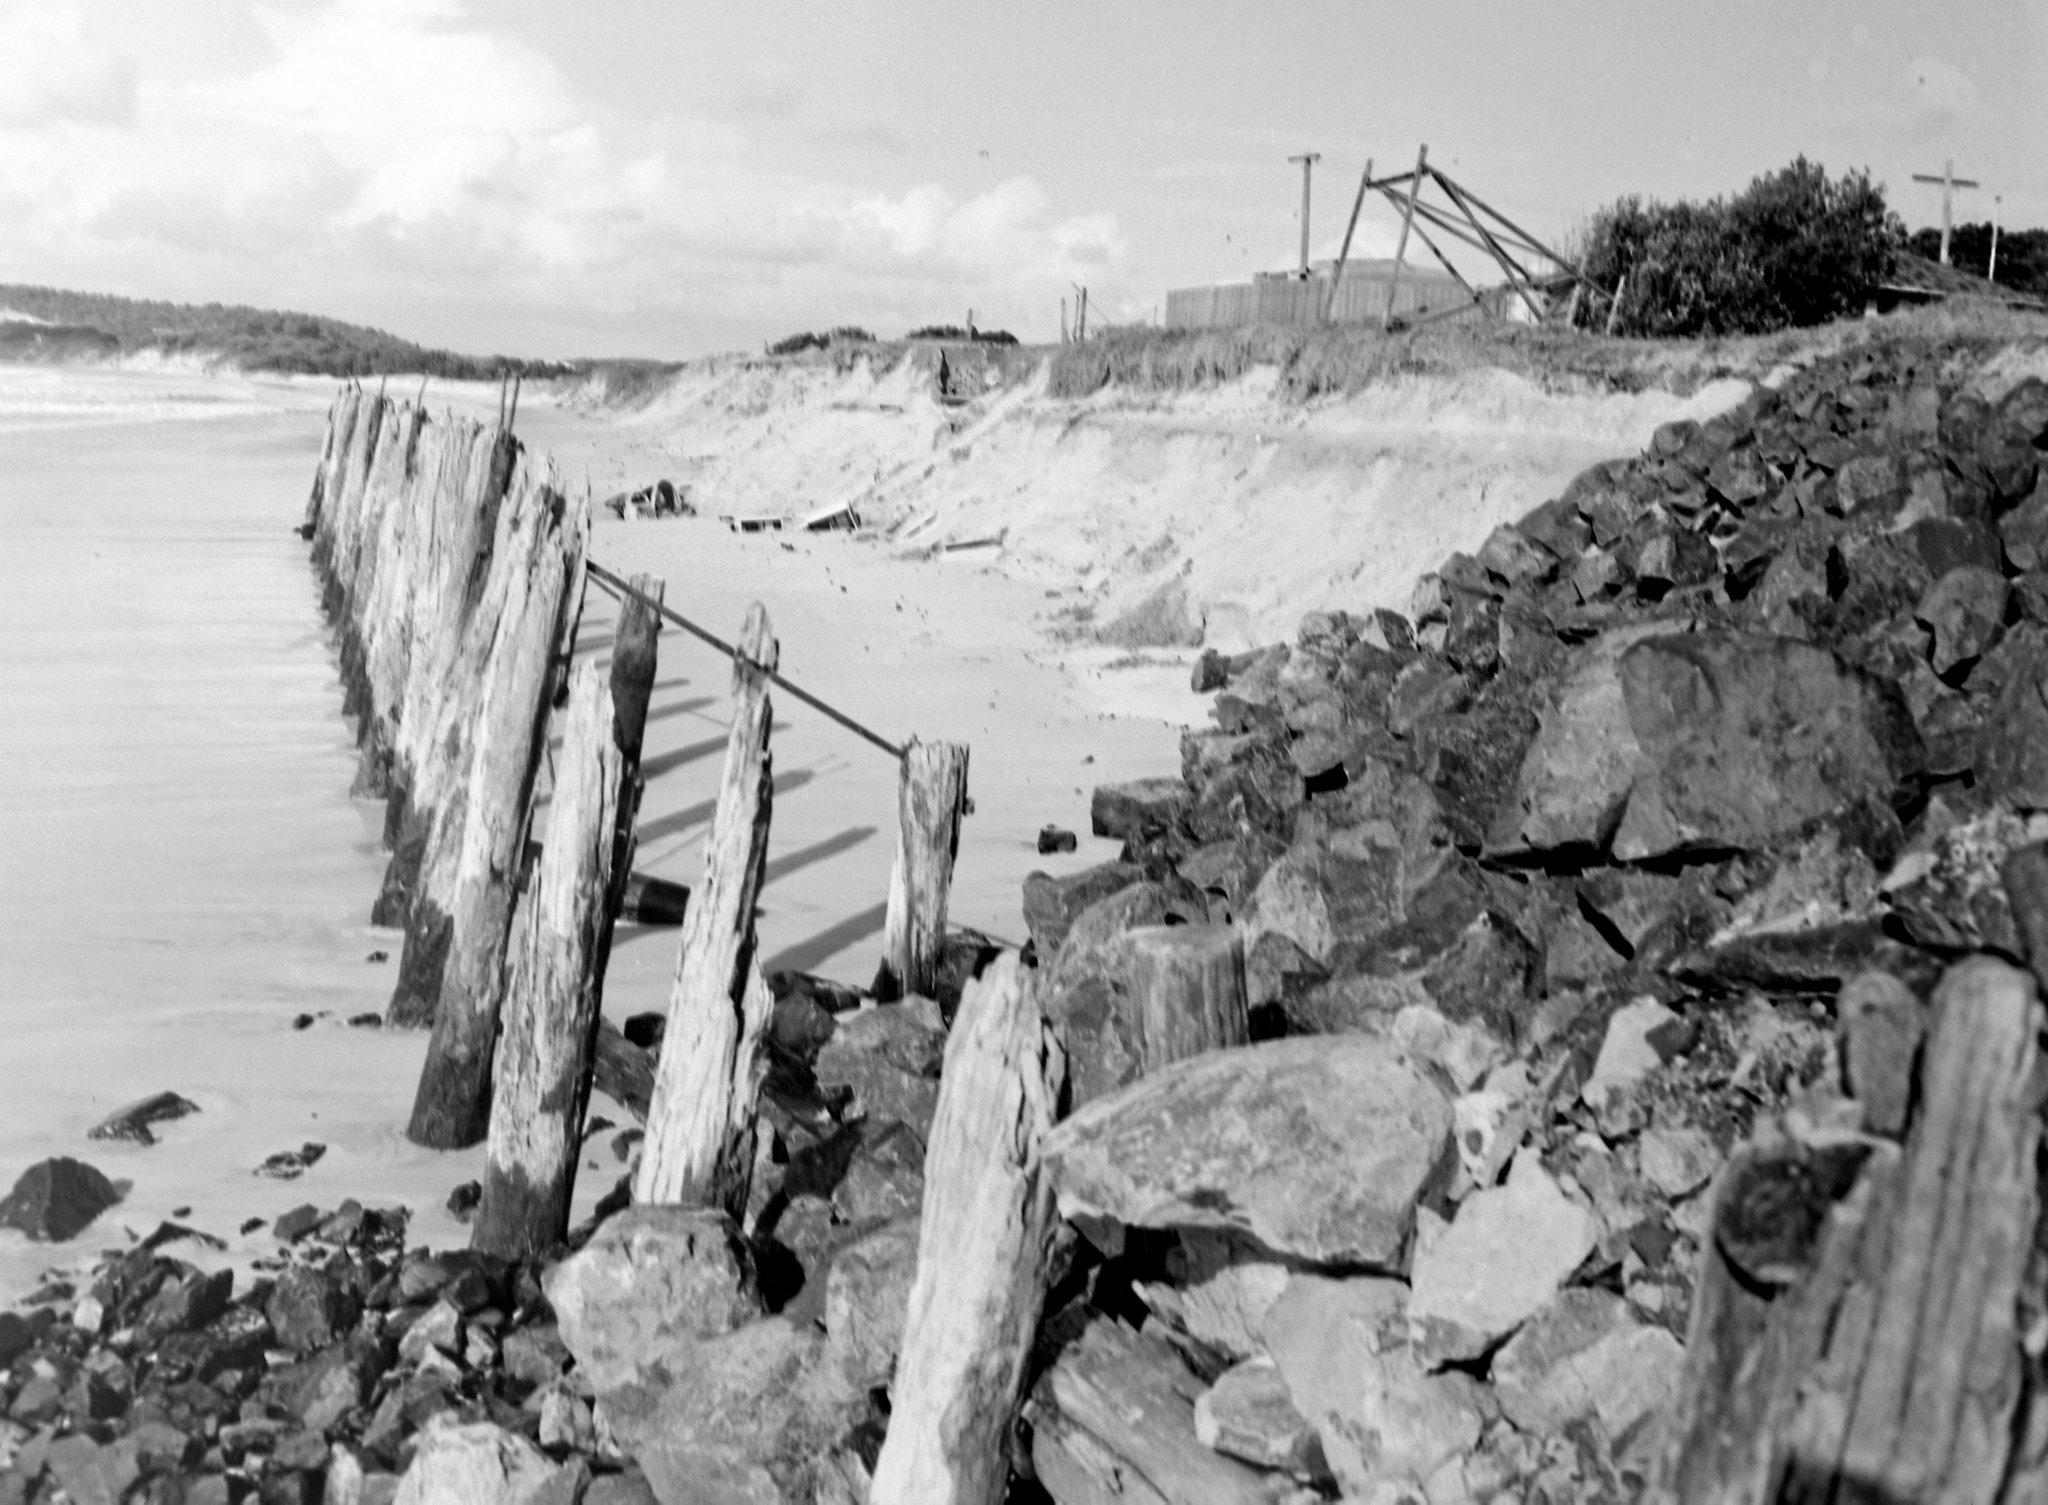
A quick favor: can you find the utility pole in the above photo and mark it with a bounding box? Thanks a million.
[1288,151,1322,279]
[1911,158,1980,265]
[1991,195,2004,284]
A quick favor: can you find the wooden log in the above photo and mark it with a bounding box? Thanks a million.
[592,1017,654,1121]
[403,466,589,1148]
[1382,144,1427,331]
[1649,956,2042,1504]
[1028,1315,1280,1505]
[874,739,970,1003]
[472,662,623,1258]
[634,604,779,1213]
[868,952,1066,1505]
[1118,924,1250,1072]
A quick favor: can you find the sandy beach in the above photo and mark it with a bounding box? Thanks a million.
[0,362,1196,1299]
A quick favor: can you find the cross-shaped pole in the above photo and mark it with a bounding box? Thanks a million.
[1911,158,1980,266]
[1288,152,1322,279]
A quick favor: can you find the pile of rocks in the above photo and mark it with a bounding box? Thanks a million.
[1025,333,2048,1501]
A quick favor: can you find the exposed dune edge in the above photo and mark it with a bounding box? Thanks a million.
[563,353,1753,650]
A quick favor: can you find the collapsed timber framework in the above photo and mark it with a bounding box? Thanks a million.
[1331,146,1616,331]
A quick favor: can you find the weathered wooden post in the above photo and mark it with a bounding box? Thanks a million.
[634,604,778,1216]
[471,663,623,1257]
[868,952,1066,1504]
[1120,924,1250,1071]
[403,470,588,1149]
[874,738,970,1002]
[472,577,664,1257]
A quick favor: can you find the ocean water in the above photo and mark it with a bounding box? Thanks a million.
[0,364,1188,1298]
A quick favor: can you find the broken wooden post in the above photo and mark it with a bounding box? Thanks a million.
[1382,144,1427,331]
[471,576,665,1256]
[403,468,588,1149]
[1120,924,1249,1072]
[869,951,1066,1505]
[1650,955,2042,1503]
[633,604,778,1216]
[874,738,970,1002]
[471,662,623,1258]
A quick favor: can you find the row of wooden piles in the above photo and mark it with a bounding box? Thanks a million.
[302,390,1045,1494]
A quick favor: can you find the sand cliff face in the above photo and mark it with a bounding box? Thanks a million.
[571,352,1753,651]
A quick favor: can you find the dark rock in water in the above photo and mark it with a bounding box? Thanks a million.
[1022,860,1144,955]
[830,1119,926,1229]
[255,1143,326,1179]
[1192,648,1232,693]
[87,1090,200,1146]
[1038,824,1079,854]
[622,1010,665,1051]
[0,1157,122,1242]
[348,1012,383,1028]
[1090,777,1192,842]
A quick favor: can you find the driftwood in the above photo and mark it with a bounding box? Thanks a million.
[874,739,970,1002]
[1650,955,2042,1504]
[1028,1316,1284,1505]
[471,663,623,1258]
[868,953,1066,1504]
[634,604,777,1215]
[1118,923,1250,1072]
[403,465,588,1148]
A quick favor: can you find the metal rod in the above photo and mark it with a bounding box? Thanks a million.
[585,560,907,762]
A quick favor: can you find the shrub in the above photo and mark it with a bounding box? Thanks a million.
[1580,158,1903,337]
[906,324,1019,344]
[1907,224,2048,296]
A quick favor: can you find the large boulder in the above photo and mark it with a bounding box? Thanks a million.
[1490,1289,1685,1448]
[820,1215,919,1388]
[1492,629,1922,860]
[1042,1035,1454,1269]
[541,1207,762,1394]
[1021,861,1143,954]
[810,995,946,1139]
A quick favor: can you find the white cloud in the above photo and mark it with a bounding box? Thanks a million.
[0,0,1124,351]
[0,2,137,128]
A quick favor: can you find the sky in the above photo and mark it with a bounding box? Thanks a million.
[0,0,2043,360]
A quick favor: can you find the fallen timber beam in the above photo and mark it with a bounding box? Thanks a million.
[634,603,778,1218]
[869,952,1067,1504]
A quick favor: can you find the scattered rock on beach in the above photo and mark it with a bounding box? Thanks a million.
[87,1091,200,1146]
[255,1142,327,1179]
[0,1157,122,1242]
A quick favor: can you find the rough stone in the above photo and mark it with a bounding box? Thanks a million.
[1135,1229,1290,1364]
[821,1216,918,1389]
[1406,1148,1596,1363]
[541,1206,763,1394]
[392,1417,554,1505]
[1043,1035,1453,1269]
[828,1119,924,1229]
[1021,861,1144,955]
[1261,1273,1485,1498]
[1193,1356,1329,1479]
[1244,822,1405,965]
[1916,565,2008,674]
[1089,777,1192,843]
[86,1091,200,1146]
[810,996,945,1138]
[266,1265,360,1355]
[1635,1125,1722,1199]
[1581,998,1681,1118]
[0,1158,121,1242]
[1490,1288,1685,1445]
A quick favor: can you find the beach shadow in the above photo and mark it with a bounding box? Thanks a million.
[651,675,694,692]
[642,721,793,782]
[572,630,615,657]
[764,826,879,887]
[763,901,889,975]
[643,695,718,727]
[637,767,816,844]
